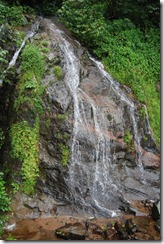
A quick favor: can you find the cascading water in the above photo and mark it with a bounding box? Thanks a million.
[89,57,144,174]
[45,19,159,217]
[0,20,40,86]
[49,22,123,216]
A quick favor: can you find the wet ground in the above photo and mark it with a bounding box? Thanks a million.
[2,201,160,241]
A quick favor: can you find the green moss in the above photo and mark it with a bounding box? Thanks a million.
[56,132,62,139]
[139,106,146,119]
[45,118,51,128]
[41,40,49,47]
[57,114,67,120]
[124,130,131,145]
[59,143,70,167]
[41,47,49,53]
[143,136,148,142]
[57,132,70,140]
[54,65,62,80]
[10,119,40,195]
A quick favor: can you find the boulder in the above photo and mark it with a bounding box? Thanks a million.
[154,219,160,232]
[114,222,128,239]
[151,202,160,221]
[142,150,160,169]
[55,223,86,240]
[125,218,137,234]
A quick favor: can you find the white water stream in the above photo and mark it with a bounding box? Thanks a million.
[0,20,40,86]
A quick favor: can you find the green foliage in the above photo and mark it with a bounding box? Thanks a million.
[0,172,11,213]
[41,47,49,53]
[38,1,58,15]
[140,106,146,119]
[54,65,62,80]
[0,215,9,236]
[58,0,107,47]
[21,44,45,79]
[10,119,40,195]
[0,2,25,26]
[11,181,20,194]
[0,48,8,65]
[109,0,160,28]
[45,118,51,128]
[0,128,5,149]
[22,5,36,15]
[14,44,45,114]
[6,234,17,240]
[0,47,9,78]
[0,184,12,236]
[57,114,67,120]
[124,130,131,145]
[59,144,70,166]
[41,40,49,47]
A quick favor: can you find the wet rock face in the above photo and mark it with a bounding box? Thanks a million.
[36,18,160,216]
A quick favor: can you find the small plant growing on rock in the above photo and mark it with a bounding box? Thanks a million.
[0,172,11,213]
[59,143,70,166]
[139,106,146,119]
[6,234,17,240]
[54,65,62,80]
[124,130,131,145]
[41,40,49,47]
[57,114,67,120]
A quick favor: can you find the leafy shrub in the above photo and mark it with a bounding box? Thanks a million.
[58,0,107,47]
[0,172,11,236]
[0,48,8,65]
[0,172,11,213]
[0,2,25,26]
[10,119,40,195]
[14,44,45,114]
[21,44,45,79]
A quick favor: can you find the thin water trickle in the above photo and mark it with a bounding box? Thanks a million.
[0,20,40,86]
[143,104,152,136]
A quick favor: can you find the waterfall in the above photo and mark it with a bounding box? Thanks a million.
[89,57,145,177]
[49,22,123,216]
[45,19,159,217]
